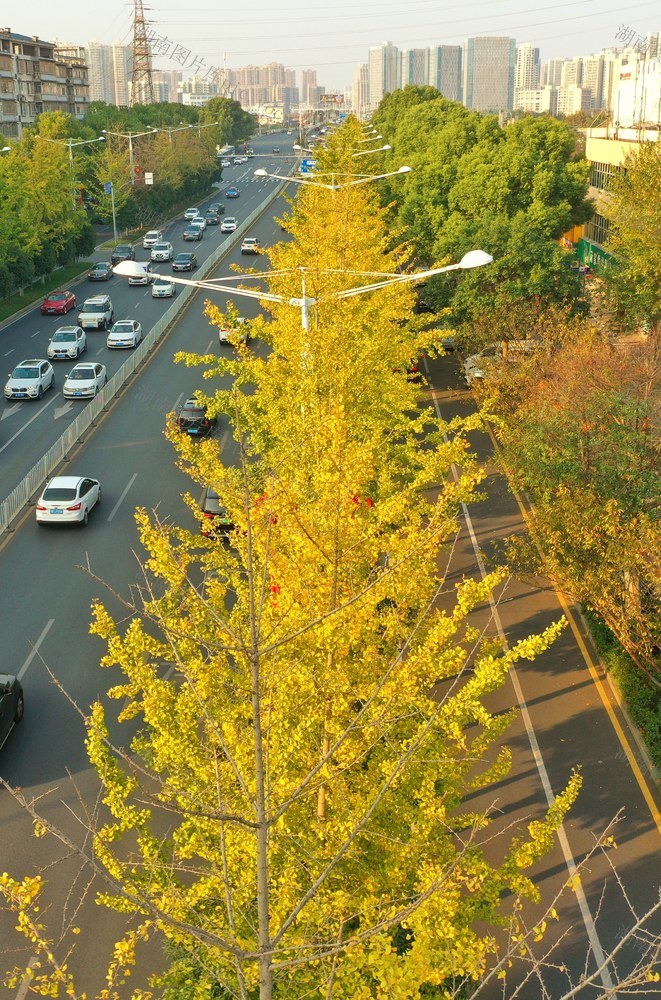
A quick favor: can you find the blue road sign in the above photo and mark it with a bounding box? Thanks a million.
[104,181,113,195]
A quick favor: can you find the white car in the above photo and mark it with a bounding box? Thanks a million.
[221,217,237,233]
[78,295,113,330]
[220,159,231,168]
[150,242,174,262]
[127,262,153,286]
[107,320,143,348]
[36,476,101,527]
[184,207,200,220]
[219,318,250,345]
[5,359,55,400]
[234,156,247,165]
[151,276,177,298]
[47,326,87,360]
[191,216,206,231]
[241,237,261,255]
[142,229,163,249]
[63,362,107,398]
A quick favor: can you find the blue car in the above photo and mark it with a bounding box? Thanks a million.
[225,187,239,199]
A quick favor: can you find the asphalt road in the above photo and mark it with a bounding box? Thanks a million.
[0,137,659,995]
[0,135,294,499]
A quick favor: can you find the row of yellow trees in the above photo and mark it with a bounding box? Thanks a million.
[1,118,658,998]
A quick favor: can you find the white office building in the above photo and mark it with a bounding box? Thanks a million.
[401,48,429,87]
[368,41,400,109]
[352,62,369,117]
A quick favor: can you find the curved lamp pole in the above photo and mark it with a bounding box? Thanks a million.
[113,250,492,333]
[253,164,411,191]
[37,134,106,209]
[102,126,159,184]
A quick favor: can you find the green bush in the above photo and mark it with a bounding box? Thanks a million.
[583,607,661,770]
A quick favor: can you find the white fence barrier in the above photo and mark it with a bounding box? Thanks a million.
[0,176,290,533]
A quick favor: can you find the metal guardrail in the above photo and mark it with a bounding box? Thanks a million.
[0,176,290,533]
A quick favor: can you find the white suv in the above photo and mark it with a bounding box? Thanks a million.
[142,230,163,248]
[5,359,55,400]
[77,295,114,330]
[150,242,174,262]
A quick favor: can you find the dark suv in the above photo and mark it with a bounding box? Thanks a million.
[173,252,198,272]
[176,398,217,437]
[200,487,234,538]
[110,244,135,265]
[0,673,24,749]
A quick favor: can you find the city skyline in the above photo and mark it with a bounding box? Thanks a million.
[12,0,661,92]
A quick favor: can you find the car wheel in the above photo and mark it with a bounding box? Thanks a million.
[96,488,101,506]
[81,508,89,526]
[37,385,43,399]
[14,694,24,723]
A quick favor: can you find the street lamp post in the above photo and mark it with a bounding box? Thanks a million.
[101,127,158,185]
[113,251,493,333]
[37,134,106,210]
[254,165,411,192]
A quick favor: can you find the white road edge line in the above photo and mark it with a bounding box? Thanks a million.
[425,358,616,995]
[17,618,55,681]
[107,472,138,523]
[4,348,14,355]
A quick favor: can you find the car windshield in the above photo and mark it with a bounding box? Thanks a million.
[68,368,95,380]
[154,278,170,285]
[90,265,106,271]
[13,367,39,379]
[115,246,131,253]
[175,255,190,261]
[82,303,106,312]
[146,232,159,238]
[52,331,75,341]
[46,293,66,301]
[154,244,169,250]
[112,323,133,332]
[43,486,77,501]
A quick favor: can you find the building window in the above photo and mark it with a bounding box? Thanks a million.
[586,213,610,246]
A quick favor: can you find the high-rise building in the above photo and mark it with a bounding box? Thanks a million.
[556,84,591,115]
[352,62,369,117]
[301,69,317,104]
[541,57,566,87]
[152,70,182,103]
[54,43,91,119]
[581,54,606,109]
[561,58,583,88]
[86,41,115,103]
[401,48,429,87]
[515,87,558,115]
[515,43,540,91]
[429,45,462,101]
[112,43,131,106]
[368,42,399,109]
[463,36,516,111]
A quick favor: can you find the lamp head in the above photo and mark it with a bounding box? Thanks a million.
[253,168,268,177]
[113,261,148,278]
[397,166,412,174]
[458,250,493,269]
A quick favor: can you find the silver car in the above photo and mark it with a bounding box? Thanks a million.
[47,326,87,360]
[62,362,107,398]
[151,277,177,298]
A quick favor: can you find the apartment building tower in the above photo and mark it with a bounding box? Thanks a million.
[368,41,400,109]
[463,36,516,111]
[428,45,462,101]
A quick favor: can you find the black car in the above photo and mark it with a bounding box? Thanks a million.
[87,262,113,281]
[205,211,220,225]
[209,202,225,215]
[183,226,203,241]
[110,244,135,265]
[225,187,239,199]
[173,253,198,272]
[0,674,24,749]
[272,146,281,153]
[200,487,234,538]
[176,398,217,438]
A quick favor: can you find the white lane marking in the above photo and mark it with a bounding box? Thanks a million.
[1,403,22,421]
[14,954,39,998]
[30,330,41,338]
[171,392,184,412]
[0,394,58,454]
[107,472,138,523]
[426,358,616,994]
[95,347,104,356]
[18,619,55,681]
[4,348,14,356]
[205,340,214,353]
[53,401,74,419]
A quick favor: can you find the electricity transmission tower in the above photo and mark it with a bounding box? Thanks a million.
[130,0,155,105]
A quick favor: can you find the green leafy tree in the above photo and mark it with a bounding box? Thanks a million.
[603,140,661,334]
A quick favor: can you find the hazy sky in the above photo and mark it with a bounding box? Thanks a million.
[15,0,660,90]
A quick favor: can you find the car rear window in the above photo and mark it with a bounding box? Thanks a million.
[43,487,76,501]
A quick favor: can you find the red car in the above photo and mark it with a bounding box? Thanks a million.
[41,290,76,316]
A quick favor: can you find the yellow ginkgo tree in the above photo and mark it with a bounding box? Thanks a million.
[1,119,591,1000]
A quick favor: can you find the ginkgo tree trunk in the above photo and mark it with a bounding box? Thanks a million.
[2,119,582,1000]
